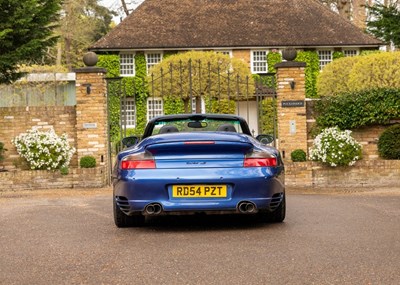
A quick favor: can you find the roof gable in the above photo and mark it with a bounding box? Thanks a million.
[91,0,381,50]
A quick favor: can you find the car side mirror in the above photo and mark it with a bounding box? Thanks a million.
[256,134,274,145]
[122,136,139,148]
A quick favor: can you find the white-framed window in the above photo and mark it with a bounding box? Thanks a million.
[251,50,268,73]
[191,97,205,113]
[215,50,233,57]
[120,53,135,76]
[147,97,163,121]
[121,97,136,128]
[318,50,333,70]
[145,52,163,74]
[343,49,359,57]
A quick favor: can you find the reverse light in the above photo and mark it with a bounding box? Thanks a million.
[121,152,156,169]
[244,150,277,167]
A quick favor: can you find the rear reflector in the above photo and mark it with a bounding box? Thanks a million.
[121,160,156,169]
[244,157,277,167]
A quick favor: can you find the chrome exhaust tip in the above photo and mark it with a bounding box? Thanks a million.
[238,201,257,214]
[144,203,163,215]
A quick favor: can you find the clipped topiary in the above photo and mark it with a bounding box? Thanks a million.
[80,155,97,168]
[291,149,307,162]
[378,124,400,159]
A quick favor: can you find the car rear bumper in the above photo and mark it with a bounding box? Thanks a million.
[113,167,285,215]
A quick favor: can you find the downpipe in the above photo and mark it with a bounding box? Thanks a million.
[237,201,257,214]
[144,203,163,215]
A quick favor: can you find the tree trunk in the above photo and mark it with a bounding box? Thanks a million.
[65,37,72,70]
[121,0,130,16]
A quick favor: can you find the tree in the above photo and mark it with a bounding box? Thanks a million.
[118,0,143,17]
[55,0,115,68]
[367,2,400,49]
[318,0,372,29]
[147,51,255,114]
[0,0,61,84]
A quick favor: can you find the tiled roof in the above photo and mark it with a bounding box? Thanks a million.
[91,0,381,50]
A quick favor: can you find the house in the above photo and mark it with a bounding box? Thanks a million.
[90,0,382,133]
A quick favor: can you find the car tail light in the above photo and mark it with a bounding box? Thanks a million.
[121,152,156,169]
[244,150,277,167]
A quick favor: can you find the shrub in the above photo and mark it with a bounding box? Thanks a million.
[13,128,75,170]
[378,124,400,159]
[80,155,97,168]
[317,56,359,97]
[317,51,400,97]
[291,149,307,162]
[315,88,400,129]
[60,166,69,175]
[309,127,362,167]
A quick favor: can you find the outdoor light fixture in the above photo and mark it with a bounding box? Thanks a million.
[82,83,91,94]
[290,81,296,90]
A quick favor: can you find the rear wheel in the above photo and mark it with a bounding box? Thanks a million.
[113,199,145,227]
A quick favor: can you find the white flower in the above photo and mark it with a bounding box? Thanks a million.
[12,127,75,170]
[309,126,362,167]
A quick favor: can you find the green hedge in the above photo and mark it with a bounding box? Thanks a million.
[315,88,400,129]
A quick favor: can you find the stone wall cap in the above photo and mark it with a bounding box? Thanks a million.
[73,67,107,74]
[275,61,307,68]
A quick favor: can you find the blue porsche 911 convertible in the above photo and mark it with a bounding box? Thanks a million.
[112,114,285,227]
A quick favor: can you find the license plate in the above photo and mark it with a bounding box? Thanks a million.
[172,185,227,198]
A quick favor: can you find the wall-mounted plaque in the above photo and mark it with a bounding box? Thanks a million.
[83,123,97,129]
[281,100,305,108]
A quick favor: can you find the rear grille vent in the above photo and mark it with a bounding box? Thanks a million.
[269,193,283,211]
[116,196,131,213]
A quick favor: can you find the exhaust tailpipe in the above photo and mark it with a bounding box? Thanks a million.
[144,203,162,215]
[238,201,257,214]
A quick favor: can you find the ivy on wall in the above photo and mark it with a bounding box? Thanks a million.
[97,53,148,143]
[295,51,319,98]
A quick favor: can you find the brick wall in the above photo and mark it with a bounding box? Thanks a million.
[0,106,77,169]
[0,166,107,191]
[232,50,251,66]
[285,160,400,188]
[0,67,110,190]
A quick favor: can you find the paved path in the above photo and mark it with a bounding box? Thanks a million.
[0,187,399,284]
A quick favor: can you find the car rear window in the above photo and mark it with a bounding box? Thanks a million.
[151,118,243,136]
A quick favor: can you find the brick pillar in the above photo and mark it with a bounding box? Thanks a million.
[275,61,307,161]
[74,67,110,183]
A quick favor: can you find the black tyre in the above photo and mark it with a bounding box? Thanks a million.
[269,194,286,223]
[113,199,145,227]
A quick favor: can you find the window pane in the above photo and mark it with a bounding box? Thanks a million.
[146,53,162,74]
[318,50,332,70]
[252,51,267,73]
[147,98,164,121]
[121,97,136,128]
[120,54,135,76]
[344,50,358,57]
